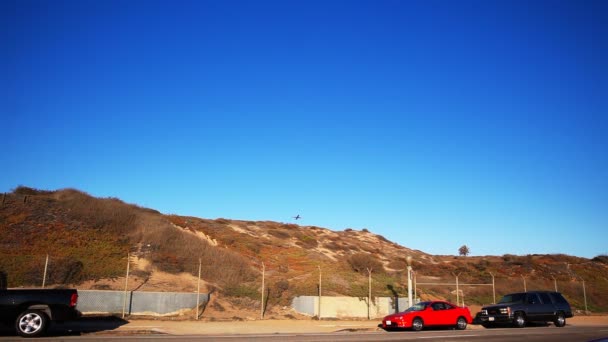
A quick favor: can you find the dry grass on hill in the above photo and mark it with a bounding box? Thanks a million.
[2,186,608,315]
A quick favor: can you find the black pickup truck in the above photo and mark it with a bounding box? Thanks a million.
[476,291,573,328]
[0,287,81,337]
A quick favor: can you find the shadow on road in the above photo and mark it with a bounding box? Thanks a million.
[0,315,128,337]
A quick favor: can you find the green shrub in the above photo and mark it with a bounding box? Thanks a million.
[224,284,259,299]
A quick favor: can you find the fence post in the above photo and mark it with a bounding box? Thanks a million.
[367,268,372,320]
[521,275,526,292]
[261,262,265,319]
[318,266,322,320]
[456,274,460,306]
[122,253,130,319]
[42,254,49,288]
[196,258,201,320]
[490,272,496,304]
[413,270,417,302]
[552,276,557,292]
[582,278,588,314]
[406,256,413,308]
[453,272,461,306]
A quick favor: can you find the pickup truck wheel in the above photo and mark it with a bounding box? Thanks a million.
[412,318,424,331]
[456,317,468,330]
[554,312,566,327]
[513,313,526,328]
[15,309,49,338]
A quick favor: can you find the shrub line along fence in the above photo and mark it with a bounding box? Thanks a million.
[1,253,601,318]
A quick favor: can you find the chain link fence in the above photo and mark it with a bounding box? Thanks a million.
[1,252,606,316]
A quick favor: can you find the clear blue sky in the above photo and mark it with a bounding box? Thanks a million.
[2,0,607,258]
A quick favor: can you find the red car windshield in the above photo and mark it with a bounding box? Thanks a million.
[404,302,429,312]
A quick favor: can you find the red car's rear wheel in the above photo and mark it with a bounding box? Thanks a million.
[456,317,468,330]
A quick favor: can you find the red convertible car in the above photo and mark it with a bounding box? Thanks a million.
[382,300,473,331]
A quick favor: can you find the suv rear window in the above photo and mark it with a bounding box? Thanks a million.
[549,292,568,304]
[526,293,540,304]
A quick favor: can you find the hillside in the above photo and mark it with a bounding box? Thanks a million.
[2,186,607,315]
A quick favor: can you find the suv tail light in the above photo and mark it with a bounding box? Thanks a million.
[70,293,78,307]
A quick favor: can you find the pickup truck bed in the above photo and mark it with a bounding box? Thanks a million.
[0,289,81,337]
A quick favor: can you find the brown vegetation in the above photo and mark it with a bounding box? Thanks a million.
[2,186,608,315]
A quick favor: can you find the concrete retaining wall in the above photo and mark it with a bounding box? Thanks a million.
[78,290,209,316]
[291,296,418,318]
[291,296,416,319]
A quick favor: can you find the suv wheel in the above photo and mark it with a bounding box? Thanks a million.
[513,313,526,328]
[554,312,566,327]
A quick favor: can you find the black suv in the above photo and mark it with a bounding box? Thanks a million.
[476,291,573,328]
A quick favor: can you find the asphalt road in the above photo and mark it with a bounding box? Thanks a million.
[2,323,608,342]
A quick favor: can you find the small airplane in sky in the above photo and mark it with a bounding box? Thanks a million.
[293,215,301,220]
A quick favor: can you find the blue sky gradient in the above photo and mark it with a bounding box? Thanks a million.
[2,0,607,257]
